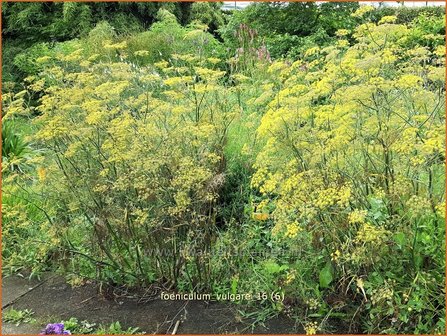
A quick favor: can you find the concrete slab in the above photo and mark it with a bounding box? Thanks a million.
[2,275,43,308]
[1,322,40,335]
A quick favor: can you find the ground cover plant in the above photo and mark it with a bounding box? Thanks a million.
[2,2,445,334]
[2,308,36,326]
[2,309,141,335]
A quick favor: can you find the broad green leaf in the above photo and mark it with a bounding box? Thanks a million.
[319,262,333,288]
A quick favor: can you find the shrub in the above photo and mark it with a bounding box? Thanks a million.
[249,16,445,334]
[127,10,224,66]
[20,47,242,289]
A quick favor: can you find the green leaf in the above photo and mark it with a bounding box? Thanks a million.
[319,262,333,288]
[394,232,406,248]
[414,253,423,270]
[231,276,238,295]
[263,260,288,274]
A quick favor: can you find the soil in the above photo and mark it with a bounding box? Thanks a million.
[2,275,306,334]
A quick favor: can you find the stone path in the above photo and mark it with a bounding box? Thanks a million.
[2,275,303,334]
[2,275,44,308]
[2,275,49,334]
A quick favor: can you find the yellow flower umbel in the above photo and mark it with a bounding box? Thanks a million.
[378,15,397,25]
[355,223,389,245]
[305,298,320,310]
[285,222,301,238]
[330,249,341,262]
[435,202,445,218]
[304,322,319,335]
[351,5,374,18]
[348,209,368,224]
[406,196,432,217]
